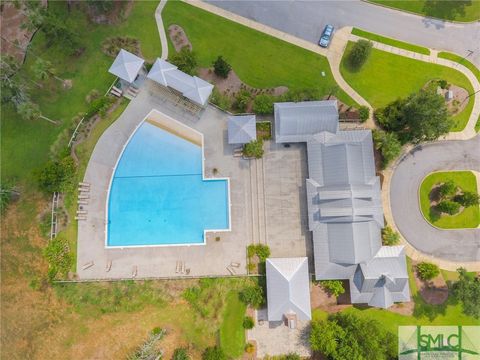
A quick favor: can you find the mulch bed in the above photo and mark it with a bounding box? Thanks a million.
[412,260,449,305]
[168,24,192,52]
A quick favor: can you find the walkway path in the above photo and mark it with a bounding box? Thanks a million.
[155,0,168,60]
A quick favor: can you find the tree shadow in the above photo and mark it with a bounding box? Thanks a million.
[412,293,458,321]
[422,0,472,21]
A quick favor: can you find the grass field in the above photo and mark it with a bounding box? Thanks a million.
[340,42,475,131]
[1,1,160,183]
[368,0,480,22]
[162,1,356,106]
[219,292,247,357]
[419,171,480,229]
[351,28,430,55]
[438,51,480,83]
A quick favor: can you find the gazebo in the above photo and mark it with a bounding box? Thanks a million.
[108,49,145,94]
[227,115,257,144]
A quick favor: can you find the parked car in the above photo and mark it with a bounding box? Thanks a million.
[319,25,334,48]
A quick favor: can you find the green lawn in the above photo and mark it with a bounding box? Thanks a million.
[340,42,475,131]
[219,292,247,358]
[438,51,480,84]
[419,171,480,229]
[351,28,430,55]
[476,116,480,132]
[367,0,480,22]
[162,1,356,106]
[1,1,160,183]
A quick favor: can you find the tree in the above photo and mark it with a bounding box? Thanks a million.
[233,89,251,112]
[358,106,369,122]
[348,40,373,69]
[239,284,264,308]
[212,56,231,78]
[243,316,254,329]
[253,94,274,115]
[172,347,190,360]
[436,200,461,215]
[170,48,197,75]
[31,58,55,81]
[20,2,45,32]
[202,346,226,360]
[41,11,81,54]
[439,180,456,198]
[16,101,41,121]
[452,268,480,318]
[381,226,400,246]
[375,98,406,132]
[319,280,345,298]
[372,129,402,168]
[416,262,440,281]
[310,312,396,360]
[36,156,76,193]
[243,139,264,159]
[454,191,480,207]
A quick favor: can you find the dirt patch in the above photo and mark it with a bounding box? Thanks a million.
[310,282,351,313]
[412,261,449,305]
[389,301,415,316]
[0,2,42,62]
[168,24,192,52]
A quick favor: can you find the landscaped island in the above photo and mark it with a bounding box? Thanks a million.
[419,171,480,229]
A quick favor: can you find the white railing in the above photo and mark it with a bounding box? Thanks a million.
[50,192,60,240]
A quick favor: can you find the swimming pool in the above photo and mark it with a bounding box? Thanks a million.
[107,120,229,247]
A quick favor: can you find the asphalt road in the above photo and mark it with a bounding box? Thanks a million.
[390,135,480,262]
[207,0,480,67]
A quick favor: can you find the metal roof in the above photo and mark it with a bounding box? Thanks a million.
[108,49,144,83]
[147,58,214,106]
[266,257,312,321]
[227,115,257,144]
[274,101,339,143]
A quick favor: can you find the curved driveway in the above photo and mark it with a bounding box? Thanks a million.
[390,135,480,262]
[208,0,480,67]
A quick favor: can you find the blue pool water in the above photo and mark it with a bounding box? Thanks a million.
[107,121,229,246]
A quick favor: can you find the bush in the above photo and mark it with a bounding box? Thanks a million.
[243,316,254,329]
[454,191,480,207]
[239,284,264,308]
[172,347,190,360]
[439,180,456,198]
[452,268,480,318]
[170,48,197,76]
[85,96,114,119]
[212,56,231,78]
[245,343,255,354]
[372,129,402,168]
[358,106,369,122]
[416,262,440,281]
[319,280,345,298]
[36,155,76,193]
[253,94,274,115]
[285,354,301,360]
[348,40,373,69]
[101,36,140,57]
[233,89,251,112]
[436,200,461,215]
[279,88,321,102]
[202,346,226,360]
[254,244,270,262]
[243,139,264,159]
[381,226,400,245]
[438,79,448,89]
[44,234,73,281]
[209,87,232,111]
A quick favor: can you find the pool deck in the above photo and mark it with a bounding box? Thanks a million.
[77,80,309,280]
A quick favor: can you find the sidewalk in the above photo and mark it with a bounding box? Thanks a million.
[155,0,169,60]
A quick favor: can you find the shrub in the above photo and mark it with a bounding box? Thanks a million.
[210,87,232,111]
[202,346,226,360]
[254,244,270,262]
[348,39,373,69]
[285,354,301,360]
[172,347,190,360]
[233,89,251,112]
[439,180,456,198]
[171,47,197,75]
[358,106,369,122]
[438,79,448,89]
[36,155,76,193]
[454,191,480,207]
[212,56,231,78]
[436,200,461,215]
[101,36,140,57]
[319,280,345,298]
[44,234,73,281]
[381,226,400,245]
[452,268,480,318]
[416,262,440,281]
[85,96,114,119]
[245,343,255,354]
[243,139,264,159]
[243,316,254,329]
[372,129,402,168]
[239,284,264,308]
[279,88,321,102]
[253,94,274,115]
[247,244,256,258]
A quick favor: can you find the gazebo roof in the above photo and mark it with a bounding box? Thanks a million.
[108,49,144,83]
[227,115,257,144]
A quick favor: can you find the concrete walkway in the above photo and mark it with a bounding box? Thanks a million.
[155,0,168,60]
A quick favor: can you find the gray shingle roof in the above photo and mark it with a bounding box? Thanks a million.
[147,58,214,106]
[273,99,409,309]
[108,49,144,83]
[227,115,257,144]
[266,257,312,321]
[274,101,339,143]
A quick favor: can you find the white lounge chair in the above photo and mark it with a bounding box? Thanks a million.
[105,260,112,272]
[132,266,138,278]
[82,261,94,270]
